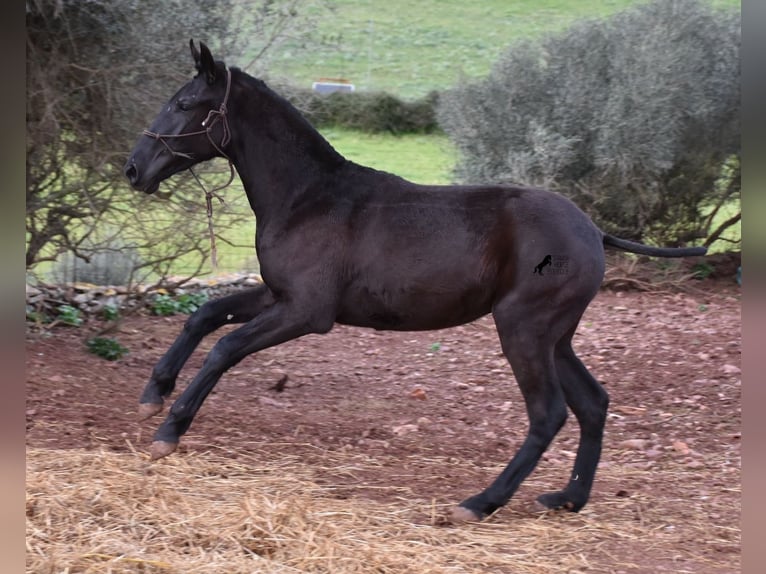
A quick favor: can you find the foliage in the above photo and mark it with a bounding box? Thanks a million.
[26,306,52,325]
[86,337,129,361]
[283,87,440,134]
[151,292,209,316]
[26,0,333,279]
[437,0,740,246]
[151,294,180,317]
[101,304,120,321]
[692,262,715,280]
[56,305,83,326]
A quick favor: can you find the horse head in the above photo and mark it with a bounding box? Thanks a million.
[124,40,231,194]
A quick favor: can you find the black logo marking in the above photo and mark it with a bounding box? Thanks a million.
[533,254,552,275]
[534,255,570,276]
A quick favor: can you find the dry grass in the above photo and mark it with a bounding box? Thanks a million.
[26,445,739,574]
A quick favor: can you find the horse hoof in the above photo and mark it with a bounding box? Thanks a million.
[450,506,483,524]
[535,493,579,512]
[138,402,164,421]
[150,441,178,461]
[531,499,555,513]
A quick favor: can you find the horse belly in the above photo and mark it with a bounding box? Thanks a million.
[336,271,494,331]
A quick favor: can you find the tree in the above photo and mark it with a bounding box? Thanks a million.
[26,0,333,283]
[437,0,740,247]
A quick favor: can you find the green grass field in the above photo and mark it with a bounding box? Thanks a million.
[258,0,638,98]
[256,0,739,99]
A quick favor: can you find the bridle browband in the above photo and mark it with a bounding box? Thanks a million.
[141,67,235,269]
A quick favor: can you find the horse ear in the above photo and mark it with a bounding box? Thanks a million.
[190,39,201,68]
[198,41,217,84]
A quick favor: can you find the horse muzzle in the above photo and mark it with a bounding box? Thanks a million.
[124,158,159,194]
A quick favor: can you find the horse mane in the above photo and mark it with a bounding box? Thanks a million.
[229,66,346,167]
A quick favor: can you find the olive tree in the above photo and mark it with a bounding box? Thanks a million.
[437,0,740,247]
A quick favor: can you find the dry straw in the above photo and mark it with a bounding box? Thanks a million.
[27,444,738,573]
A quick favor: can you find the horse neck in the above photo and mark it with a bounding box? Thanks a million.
[226,74,346,220]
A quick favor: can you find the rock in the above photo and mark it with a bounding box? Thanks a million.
[391,424,419,436]
[619,439,648,450]
[672,440,691,455]
[258,396,289,408]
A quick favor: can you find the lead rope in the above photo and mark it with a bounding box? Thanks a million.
[142,68,235,270]
[188,161,235,269]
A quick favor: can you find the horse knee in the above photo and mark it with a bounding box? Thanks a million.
[183,301,220,335]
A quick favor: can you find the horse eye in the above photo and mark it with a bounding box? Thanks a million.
[176,99,193,111]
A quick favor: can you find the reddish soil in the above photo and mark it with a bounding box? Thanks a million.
[26,280,741,572]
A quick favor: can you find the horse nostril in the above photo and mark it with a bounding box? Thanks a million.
[125,162,138,184]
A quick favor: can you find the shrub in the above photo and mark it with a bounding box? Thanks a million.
[151,291,209,316]
[282,86,440,134]
[56,305,83,326]
[101,304,120,321]
[437,0,740,246]
[86,337,129,361]
[151,294,180,316]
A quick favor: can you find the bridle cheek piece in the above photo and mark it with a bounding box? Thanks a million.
[142,66,233,160]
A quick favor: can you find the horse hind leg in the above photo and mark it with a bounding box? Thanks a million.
[536,333,609,512]
[139,284,276,420]
[453,300,568,522]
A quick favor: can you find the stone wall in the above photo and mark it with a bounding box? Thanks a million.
[25,273,263,318]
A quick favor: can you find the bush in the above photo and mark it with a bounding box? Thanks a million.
[282,86,440,134]
[151,292,209,316]
[86,337,129,361]
[56,305,83,327]
[437,0,740,246]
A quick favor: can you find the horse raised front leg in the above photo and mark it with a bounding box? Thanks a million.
[139,284,276,420]
[149,299,333,460]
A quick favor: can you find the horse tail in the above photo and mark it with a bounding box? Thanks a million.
[602,234,707,258]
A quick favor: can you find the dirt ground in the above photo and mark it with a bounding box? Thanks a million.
[26,279,741,573]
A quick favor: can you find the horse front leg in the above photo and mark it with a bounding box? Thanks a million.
[139,284,276,420]
[148,299,334,460]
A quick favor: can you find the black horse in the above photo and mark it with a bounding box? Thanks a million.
[125,40,706,523]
